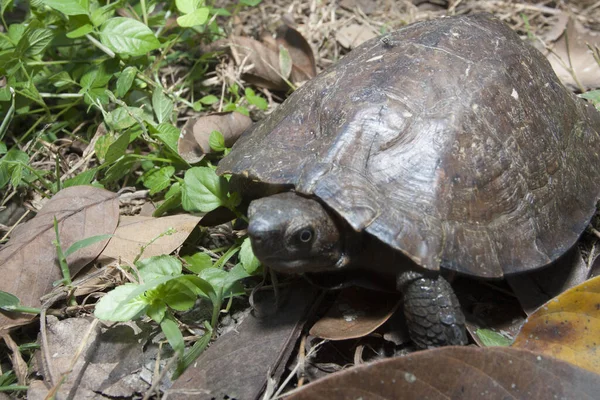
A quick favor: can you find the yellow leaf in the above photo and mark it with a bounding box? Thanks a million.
[512,275,600,374]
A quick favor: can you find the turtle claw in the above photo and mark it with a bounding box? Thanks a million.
[397,271,467,349]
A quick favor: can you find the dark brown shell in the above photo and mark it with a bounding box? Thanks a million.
[218,14,600,278]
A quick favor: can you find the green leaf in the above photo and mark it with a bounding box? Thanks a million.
[475,329,513,347]
[136,255,182,282]
[147,300,167,323]
[208,130,225,152]
[90,2,117,26]
[18,27,54,57]
[0,86,11,101]
[245,87,268,110]
[240,237,261,274]
[51,71,75,88]
[102,155,138,184]
[94,133,113,162]
[581,90,600,110]
[183,252,213,274]
[175,0,203,14]
[240,0,262,6]
[62,168,97,188]
[100,17,161,57]
[161,317,184,357]
[94,283,148,321]
[80,64,112,89]
[116,66,137,98]
[200,95,218,105]
[0,290,20,308]
[143,166,175,195]
[182,167,228,212]
[0,142,6,155]
[278,44,292,80]
[152,87,174,124]
[106,106,145,130]
[177,8,209,28]
[104,131,131,163]
[42,0,89,15]
[66,23,93,38]
[160,279,197,311]
[180,275,217,300]
[155,123,180,154]
[64,234,113,258]
[0,149,28,189]
[153,184,182,217]
[199,267,246,297]
[83,87,110,105]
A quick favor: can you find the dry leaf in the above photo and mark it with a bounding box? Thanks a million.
[167,284,319,400]
[288,347,600,399]
[178,112,252,164]
[310,287,400,340]
[335,23,377,49]
[512,275,600,374]
[545,15,600,91]
[263,24,317,84]
[0,186,118,331]
[30,317,153,399]
[99,214,201,263]
[229,36,290,90]
[221,30,316,90]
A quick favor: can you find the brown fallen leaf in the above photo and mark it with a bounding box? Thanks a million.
[31,317,154,399]
[544,14,600,91]
[99,214,201,263]
[335,23,378,49]
[213,28,316,91]
[167,283,319,400]
[178,112,252,164]
[0,186,118,332]
[512,275,600,375]
[310,287,400,341]
[287,347,600,399]
[262,24,317,84]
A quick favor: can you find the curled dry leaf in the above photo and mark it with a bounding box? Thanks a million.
[178,112,252,164]
[544,15,600,91]
[262,24,317,84]
[512,275,600,375]
[211,25,316,90]
[0,186,118,332]
[288,347,600,400]
[309,287,401,340]
[98,214,201,263]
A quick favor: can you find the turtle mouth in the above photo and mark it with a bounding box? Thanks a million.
[259,255,342,274]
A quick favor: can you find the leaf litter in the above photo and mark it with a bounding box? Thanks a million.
[0,186,118,331]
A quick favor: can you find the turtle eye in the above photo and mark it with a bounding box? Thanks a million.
[297,228,314,244]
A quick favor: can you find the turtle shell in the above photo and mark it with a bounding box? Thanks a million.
[217,13,600,278]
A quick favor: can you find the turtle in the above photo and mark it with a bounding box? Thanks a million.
[216,13,600,348]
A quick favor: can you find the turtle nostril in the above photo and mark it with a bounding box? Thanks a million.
[247,219,270,243]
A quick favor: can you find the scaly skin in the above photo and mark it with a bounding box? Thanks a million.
[398,271,467,349]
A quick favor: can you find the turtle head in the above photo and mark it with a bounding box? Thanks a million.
[247,192,347,273]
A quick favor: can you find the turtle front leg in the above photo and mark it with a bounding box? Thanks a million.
[397,271,467,349]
